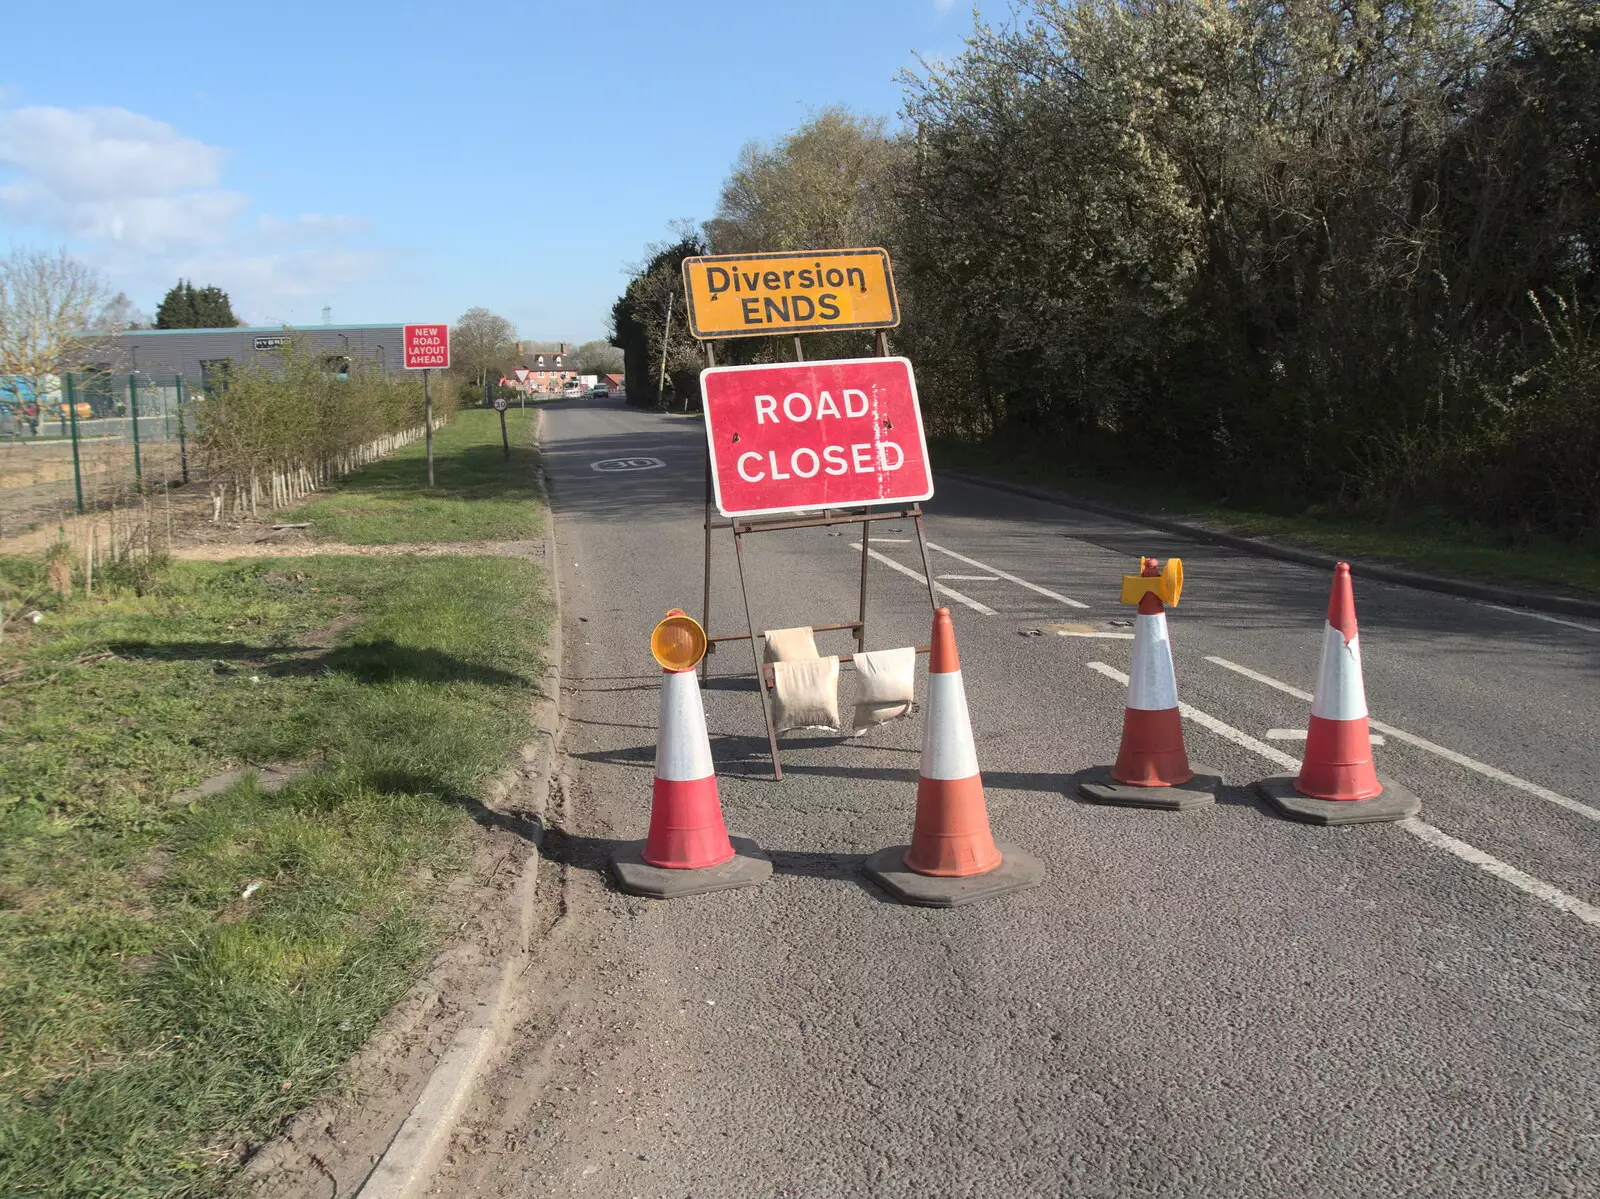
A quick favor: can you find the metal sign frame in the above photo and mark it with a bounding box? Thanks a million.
[695,327,938,780]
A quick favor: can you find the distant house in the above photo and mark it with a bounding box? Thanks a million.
[600,373,625,392]
[518,343,578,392]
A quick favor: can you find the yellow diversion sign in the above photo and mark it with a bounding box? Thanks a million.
[681,248,900,339]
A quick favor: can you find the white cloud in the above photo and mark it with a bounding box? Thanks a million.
[0,102,385,321]
[257,212,371,240]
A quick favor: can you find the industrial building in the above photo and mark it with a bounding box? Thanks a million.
[91,324,407,393]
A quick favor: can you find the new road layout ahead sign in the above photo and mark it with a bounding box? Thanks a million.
[681,249,900,339]
[403,324,450,369]
[700,357,932,518]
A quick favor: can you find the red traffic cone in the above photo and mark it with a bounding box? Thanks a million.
[644,666,734,869]
[866,608,1043,907]
[611,640,771,897]
[1258,564,1420,825]
[1080,558,1219,810]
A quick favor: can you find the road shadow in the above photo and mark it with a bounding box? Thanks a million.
[539,826,900,904]
[107,637,531,687]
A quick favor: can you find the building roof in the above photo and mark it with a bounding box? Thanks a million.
[100,323,405,337]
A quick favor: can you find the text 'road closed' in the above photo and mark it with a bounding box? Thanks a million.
[700,358,932,518]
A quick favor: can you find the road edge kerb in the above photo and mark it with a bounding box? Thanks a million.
[941,469,1600,620]
[354,410,565,1199]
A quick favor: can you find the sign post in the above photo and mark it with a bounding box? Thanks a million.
[403,325,451,488]
[682,249,931,777]
[493,396,509,458]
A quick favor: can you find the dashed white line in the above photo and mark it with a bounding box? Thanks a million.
[1401,819,1600,927]
[1086,661,1600,930]
[1206,655,1600,824]
[938,574,999,581]
[1086,662,1299,768]
[1479,603,1600,635]
[851,545,996,615]
[1059,631,1135,640]
[924,541,1090,609]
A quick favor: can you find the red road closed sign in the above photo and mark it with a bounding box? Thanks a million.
[700,357,933,518]
[403,324,450,369]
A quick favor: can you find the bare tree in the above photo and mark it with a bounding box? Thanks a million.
[0,247,113,409]
[450,307,519,389]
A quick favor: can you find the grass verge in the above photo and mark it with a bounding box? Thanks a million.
[294,408,541,543]
[0,410,550,1197]
[931,439,1600,596]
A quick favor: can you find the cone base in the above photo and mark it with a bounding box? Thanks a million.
[864,842,1044,909]
[610,836,772,899]
[1258,775,1420,826]
[1076,765,1222,812]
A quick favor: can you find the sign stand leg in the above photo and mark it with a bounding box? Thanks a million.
[732,526,784,779]
[857,520,870,655]
[913,507,939,611]
[701,341,716,683]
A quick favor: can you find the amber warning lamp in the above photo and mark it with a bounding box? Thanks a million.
[651,609,708,671]
[1120,557,1184,607]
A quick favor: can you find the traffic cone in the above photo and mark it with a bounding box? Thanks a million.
[866,608,1043,907]
[1079,558,1219,811]
[610,663,771,898]
[1257,563,1420,825]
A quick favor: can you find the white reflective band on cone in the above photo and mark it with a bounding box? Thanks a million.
[1127,611,1179,711]
[922,670,980,780]
[1310,624,1368,721]
[656,670,715,781]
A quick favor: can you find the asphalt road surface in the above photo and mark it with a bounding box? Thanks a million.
[435,396,1600,1198]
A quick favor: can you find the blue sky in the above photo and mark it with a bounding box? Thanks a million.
[0,1,992,343]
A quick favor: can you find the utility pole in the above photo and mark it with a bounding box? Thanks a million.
[657,294,675,411]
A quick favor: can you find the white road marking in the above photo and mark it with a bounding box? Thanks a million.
[1479,603,1600,635]
[924,541,1091,608]
[871,538,913,543]
[1086,662,1299,768]
[1058,630,1135,639]
[1206,655,1600,824]
[851,545,996,615]
[1266,728,1386,745]
[1401,819,1600,927]
[938,574,999,581]
[1087,662,1600,930]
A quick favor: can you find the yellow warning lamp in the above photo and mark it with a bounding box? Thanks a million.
[651,608,708,671]
[1120,557,1184,607]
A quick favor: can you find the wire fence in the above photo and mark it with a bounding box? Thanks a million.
[0,373,191,540]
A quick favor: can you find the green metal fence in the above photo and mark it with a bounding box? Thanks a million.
[1,372,190,539]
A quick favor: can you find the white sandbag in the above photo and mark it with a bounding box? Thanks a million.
[772,656,841,733]
[763,625,821,663]
[850,646,917,735]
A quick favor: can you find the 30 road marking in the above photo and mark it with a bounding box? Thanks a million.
[1087,662,1600,930]
[924,541,1090,608]
[1206,655,1600,824]
[851,545,996,615]
[1267,728,1385,745]
[1479,603,1600,635]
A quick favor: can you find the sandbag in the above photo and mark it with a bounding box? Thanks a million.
[763,625,821,663]
[772,656,841,733]
[850,646,917,735]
